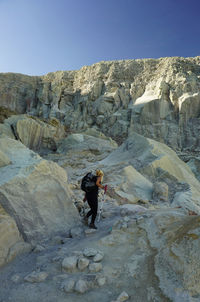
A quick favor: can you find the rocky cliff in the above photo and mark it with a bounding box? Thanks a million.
[1,56,200,152]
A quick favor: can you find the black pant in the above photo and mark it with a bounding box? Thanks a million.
[86,191,98,224]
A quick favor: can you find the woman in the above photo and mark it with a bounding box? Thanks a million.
[84,169,105,229]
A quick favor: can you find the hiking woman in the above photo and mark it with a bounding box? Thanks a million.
[84,169,105,229]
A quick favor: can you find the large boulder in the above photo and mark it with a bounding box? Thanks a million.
[4,115,66,151]
[142,211,200,301]
[0,150,11,168]
[106,165,153,204]
[0,206,30,267]
[101,133,200,211]
[57,132,117,166]
[0,123,15,139]
[0,138,80,242]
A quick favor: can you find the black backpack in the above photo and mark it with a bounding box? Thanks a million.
[81,172,96,193]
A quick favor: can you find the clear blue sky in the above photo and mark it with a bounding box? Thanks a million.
[0,0,199,75]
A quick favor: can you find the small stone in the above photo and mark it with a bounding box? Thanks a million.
[83,248,98,257]
[72,251,83,257]
[116,291,129,301]
[24,271,48,283]
[89,262,102,273]
[93,252,104,262]
[33,245,45,253]
[62,256,78,273]
[74,279,88,294]
[63,279,75,293]
[97,276,106,286]
[85,229,97,235]
[78,257,90,271]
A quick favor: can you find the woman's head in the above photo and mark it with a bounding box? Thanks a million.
[96,169,104,177]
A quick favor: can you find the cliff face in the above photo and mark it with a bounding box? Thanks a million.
[1,56,200,151]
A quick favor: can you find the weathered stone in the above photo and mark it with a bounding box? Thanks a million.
[33,245,46,253]
[102,133,200,212]
[0,123,15,140]
[153,181,169,202]
[74,279,88,294]
[97,276,106,286]
[0,206,27,267]
[4,115,65,151]
[62,256,78,273]
[0,138,79,242]
[85,229,97,235]
[24,271,48,283]
[93,252,104,262]
[77,257,90,271]
[116,291,129,302]
[120,204,147,216]
[89,262,102,273]
[62,279,75,293]
[6,241,32,264]
[0,150,11,168]
[83,248,98,257]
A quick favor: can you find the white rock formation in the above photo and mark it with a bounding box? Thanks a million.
[4,114,65,151]
[1,57,200,154]
[101,132,200,212]
[0,206,30,267]
[0,138,79,242]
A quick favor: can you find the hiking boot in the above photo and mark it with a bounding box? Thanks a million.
[89,223,97,229]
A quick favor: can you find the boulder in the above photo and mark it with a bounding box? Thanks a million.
[0,206,27,267]
[77,257,90,271]
[24,271,48,283]
[101,133,200,211]
[0,150,11,168]
[0,138,80,242]
[106,165,153,204]
[4,115,65,151]
[57,133,117,157]
[0,123,15,139]
[142,210,200,301]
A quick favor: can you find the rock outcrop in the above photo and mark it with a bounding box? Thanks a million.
[4,115,66,151]
[0,206,31,267]
[1,57,200,153]
[0,138,80,243]
[100,132,200,212]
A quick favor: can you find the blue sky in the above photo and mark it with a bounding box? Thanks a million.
[0,0,199,75]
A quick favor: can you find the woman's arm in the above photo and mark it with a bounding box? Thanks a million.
[96,176,104,189]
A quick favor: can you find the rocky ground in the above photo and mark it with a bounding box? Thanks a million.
[1,137,200,302]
